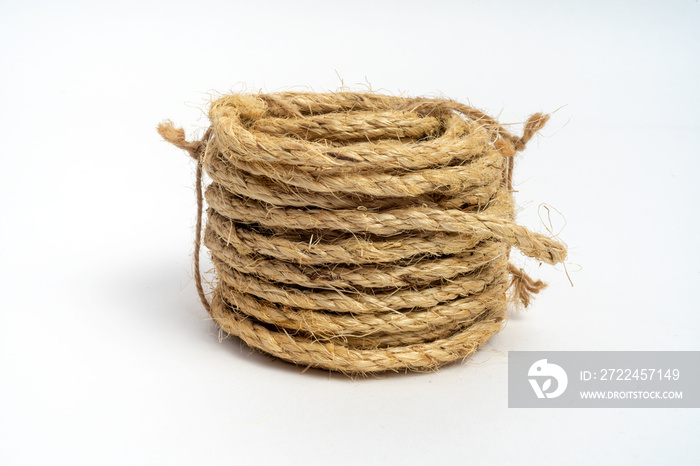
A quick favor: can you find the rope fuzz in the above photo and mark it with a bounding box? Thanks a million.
[159,92,566,375]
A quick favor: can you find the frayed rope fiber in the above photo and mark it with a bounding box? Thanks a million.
[158,91,567,375]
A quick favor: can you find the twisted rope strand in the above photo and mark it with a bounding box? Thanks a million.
[213,257,504,313]
[217,279,509,339]
[205,210,483,265]
[205,185,566,264]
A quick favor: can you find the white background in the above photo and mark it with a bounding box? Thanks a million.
[1,0,699,464]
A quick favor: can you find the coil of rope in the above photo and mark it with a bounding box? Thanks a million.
[159,91,567,375]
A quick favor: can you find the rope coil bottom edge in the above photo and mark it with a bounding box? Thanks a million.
[208,283,508,375]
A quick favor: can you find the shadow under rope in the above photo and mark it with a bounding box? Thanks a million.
[101,251,500,381]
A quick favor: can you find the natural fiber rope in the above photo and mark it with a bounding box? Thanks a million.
[158,91,566,375]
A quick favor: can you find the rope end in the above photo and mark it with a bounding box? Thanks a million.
[514,113,550,152]
[157,120,202,159]
[508,264,547,308]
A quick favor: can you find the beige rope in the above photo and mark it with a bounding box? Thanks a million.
[158,91,566,375]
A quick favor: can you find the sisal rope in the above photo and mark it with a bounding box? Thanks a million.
[158,91,566,375]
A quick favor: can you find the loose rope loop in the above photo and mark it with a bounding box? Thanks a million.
[158,92,566,375]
